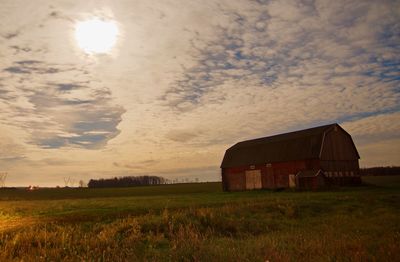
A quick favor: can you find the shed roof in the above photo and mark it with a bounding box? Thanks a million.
[221,124,341,168]
[296,169,324,178]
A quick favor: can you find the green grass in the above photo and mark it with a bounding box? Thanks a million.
[0,178,399,261]
[0,182,222,201]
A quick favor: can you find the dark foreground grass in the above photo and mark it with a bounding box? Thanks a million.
[0,178,399,261]
[362,175,400,188]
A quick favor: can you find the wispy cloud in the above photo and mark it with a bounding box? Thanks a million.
[1,60,125,149]
[160,0,399,147]
[164,0,399,114]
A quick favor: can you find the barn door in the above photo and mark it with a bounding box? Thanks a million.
[289,174,296,188]
[245,170,262,190]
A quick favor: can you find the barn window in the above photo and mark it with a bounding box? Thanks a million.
[266,163,272,167]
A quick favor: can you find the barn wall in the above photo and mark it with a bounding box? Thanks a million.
[321,127,359,161]
[320,160,359,172]
[263,166,274,189]
[222,159,321,191]
[221,169,228,191]
[325,177,362,186]
[222,159,361,191]
[222,168,246,191]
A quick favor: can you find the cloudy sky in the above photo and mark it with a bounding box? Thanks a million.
[0,0,399,186]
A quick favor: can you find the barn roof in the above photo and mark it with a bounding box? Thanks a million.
[221,123,348,168]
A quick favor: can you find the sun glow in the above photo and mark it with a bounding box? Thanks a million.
[74,18,118,54]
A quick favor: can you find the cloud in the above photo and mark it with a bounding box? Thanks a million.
[28,86,125,149]
[0,128,26,172]
[113,159,159,170]
[0,60,125,149]
[53,83,86,91]
[3,60,61,74]
[166,129,200,143]
[341,111,400,166]
[157,165,221,182]
[165,0,399,112]
[3,66,31,74]
[342,112,400,142]
[160,0,399,142]
[0,137,25,160]
[9,45,33,54]
[2,30,19,39]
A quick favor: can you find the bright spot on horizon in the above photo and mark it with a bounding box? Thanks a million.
[74,18,118,54]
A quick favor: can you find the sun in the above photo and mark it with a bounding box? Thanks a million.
[74,18,118,54]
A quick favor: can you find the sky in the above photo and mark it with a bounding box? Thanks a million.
[0,0,399,187]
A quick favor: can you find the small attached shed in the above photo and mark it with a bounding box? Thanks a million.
[296,170,325,191]
[220,123,361,191]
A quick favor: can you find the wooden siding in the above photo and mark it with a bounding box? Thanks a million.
[222,168,245,191]
[320,126,359,161]
[222,158,361,191]
[325,177,361,185]
[222,159,320,191]
[320,160,359,172]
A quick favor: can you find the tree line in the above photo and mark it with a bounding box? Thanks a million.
[88,176,166,188]
[360,166,400,176]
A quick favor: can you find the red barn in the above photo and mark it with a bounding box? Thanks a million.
[220,123,361,191]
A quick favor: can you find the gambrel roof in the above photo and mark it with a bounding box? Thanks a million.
[221,123,359,168]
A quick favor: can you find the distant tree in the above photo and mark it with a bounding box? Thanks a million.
[87,175,167,188]
[360,166,400,176]
[79,180,86,187]
[0,172,7,187]
[63,177,80,187]
[63,177,71,187]
[70,179,77,187]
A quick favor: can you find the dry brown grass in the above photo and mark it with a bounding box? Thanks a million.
[0,216,38,233]
[0,181,399,261]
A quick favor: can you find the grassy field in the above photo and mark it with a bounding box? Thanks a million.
[0,177,399,261]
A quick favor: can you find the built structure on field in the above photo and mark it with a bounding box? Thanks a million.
[220,124,361,191]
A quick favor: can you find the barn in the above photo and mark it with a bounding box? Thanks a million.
[220,123,361,191]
